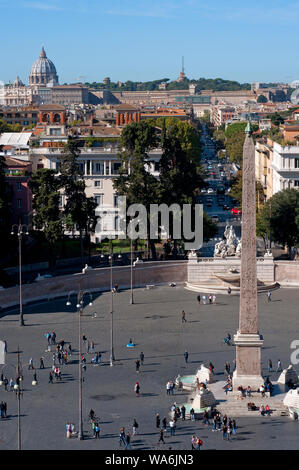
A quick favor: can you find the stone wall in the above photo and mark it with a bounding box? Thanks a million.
[0,261,187,309]
[188,257,275,283]
[274,261,299,286]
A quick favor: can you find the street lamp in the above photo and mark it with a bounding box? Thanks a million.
[129,223,134,305]
[11,224,29,326]
[66,287,93,440]
[108,251,122,366]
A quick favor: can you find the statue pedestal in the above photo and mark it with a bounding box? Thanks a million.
[232,332,264,391]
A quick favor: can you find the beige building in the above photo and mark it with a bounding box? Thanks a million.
[255,138,274,200]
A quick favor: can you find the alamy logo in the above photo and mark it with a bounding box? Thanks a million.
[95,196,203,250]
[290,340,299,365]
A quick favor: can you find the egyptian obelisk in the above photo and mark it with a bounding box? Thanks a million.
[232,122,264,390]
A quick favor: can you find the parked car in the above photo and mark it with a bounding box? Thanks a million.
[207,188,214,194]
[231,207,242,215]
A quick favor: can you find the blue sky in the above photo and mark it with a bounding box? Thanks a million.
[1,0,299,85]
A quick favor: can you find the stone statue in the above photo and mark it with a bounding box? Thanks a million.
[214,225,239,258]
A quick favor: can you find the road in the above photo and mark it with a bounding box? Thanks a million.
[198,124,241,256]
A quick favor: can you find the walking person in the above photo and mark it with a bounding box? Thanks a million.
[28,358,34,370]
[40,357,45,369]
[48,371,53,384]
[222,424,228,440]
[267,290,271,302]
[125,432,131,450]
[268,359,273,372]
[119,427,126,447]
[140,352,144,365]
[169,419,175,436]
[162,416,167,434]
[45,332,51,345]
[227,286,231,295]
[51,332,56,344]
[203,410,210,426]
[9,378,14,391]
[157,428,165,445]
[134,381,140,396]
[191,435,196,450]
[181,310,187,323]
[232,419,237,435]
[195,437,203,450]
[33,371,38,384]
[209,362,215,374]
[190,408,195,421]
[184,350,189,364]
[132,419,138,436]
[197,295,201,305]
[277,359,282,372]
[227,423,232,441]
[181,405,186,421]
[95,423,100,439]
[156,413,161,429]
[135,359,140,373]
[224,361,231,375]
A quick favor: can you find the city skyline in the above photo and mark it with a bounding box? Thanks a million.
[1,0,299,85]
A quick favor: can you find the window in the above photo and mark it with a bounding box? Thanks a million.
[114,216,119,231]
[50,128,61,136]
[112,162,121,175]
[154,161,160,172]
[94,194,103,206]
[17,199,22,208]
[94,180,102,188]
[77,163,84,175]
[114,195,118,207]
[17,182,22,191]
[295,180,299,187]
[295,159,299,169]
[92,162,104,175]
[56,162,61,172]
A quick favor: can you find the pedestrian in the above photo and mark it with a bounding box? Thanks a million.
[268,359,273,372]
[227,423,232,440]
[89,340,95,354]
[208,295,212,304]
[52,353,56,366]
[181,405,186,421]
[125,432,131,450]
[184,350,189,363]
[91,420,96,437]
[49,372,53,384]
[0,402,4,419]
[181,310,187,323]
[277,359,282,372]
[166,381,171,395]
[82,334,87,348]
[170,380,174,395]
[119,427,126,447]
[132,419,138,436]
[157,428,165,445]
[212,415,217,431]
[222,424,228,440]
[40,357,45,369]
[195,437,203,450]
[9,378,14,391]
[33,371,38,384]
[197,295,201,305]
[28,358,34,370]
[209,362,214,373]
[227,286,231,295]
[191,435,196,450]
[89,409,95,421]
[57,351,62,365]
[202,295,207,305]
[169,419,175,436]
[162,416,167,434]
[134,381,140,396]
[68,344,72,356]
[135,359,140,373]
[156,413,161,429]
[212,294,216,304]
[140,351,144,365]
[66,422,72,439]
[190,408,195,421]
[45,332,51,344]
[267,290,271,302]
[95,423,100,439]
[232,419,237,435]
[51,332,56,344]
[203,410,210,426]
[3,340,7,353]
[224,361,230,375]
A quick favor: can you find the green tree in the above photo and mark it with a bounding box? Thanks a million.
[58,139,97,265]
[113,121,160,259]
[257,94,268,103]
[268,112,285,126]
[259,189,299,253]
[28,169,63,267]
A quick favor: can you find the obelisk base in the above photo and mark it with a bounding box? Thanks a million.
[232,332,264,391]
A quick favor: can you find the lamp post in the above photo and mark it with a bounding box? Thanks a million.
[66,288,92,440]
[108,250,122,366]
[11,224,29,326]
[130,227,134,305]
